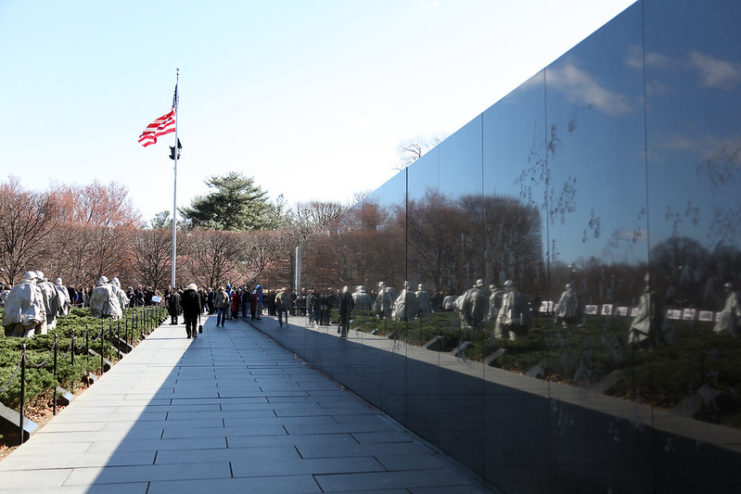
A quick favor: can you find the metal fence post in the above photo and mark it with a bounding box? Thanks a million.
[100,321,104,372]
[19,343,26,445]
[53,334,58,416]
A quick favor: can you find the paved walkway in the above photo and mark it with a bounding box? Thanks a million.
[0,315,492,493]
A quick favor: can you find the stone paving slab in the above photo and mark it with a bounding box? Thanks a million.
[0,314,493,492]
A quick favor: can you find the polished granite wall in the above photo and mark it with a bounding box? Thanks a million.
[266,1,741,492]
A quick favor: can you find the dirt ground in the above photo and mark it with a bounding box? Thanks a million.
[0,382,91,461]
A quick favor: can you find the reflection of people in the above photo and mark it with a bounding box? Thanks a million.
[2,271,45,337]
[629,275,663,347]
[554,283,580,328]
[494,280,531,340]
[460,279,485,331]
[339,286,354,338]
[90,276,123,319]
[392,281,418,321]
[276,288,290,327]
[352,285,373,311]
[415,284,432,318]
[714,282,740,337]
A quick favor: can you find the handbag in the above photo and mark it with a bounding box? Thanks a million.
[198,313,203,333]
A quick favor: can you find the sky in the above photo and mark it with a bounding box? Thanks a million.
[0,0,635,223]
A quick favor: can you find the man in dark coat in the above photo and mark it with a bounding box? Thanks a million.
[167,289,182,325]
[180,283,202,338]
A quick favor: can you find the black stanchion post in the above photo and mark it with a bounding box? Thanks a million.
[53,334,58,416]
[70,328,75,393]
[100,321,104,373]
[19,343,26,445]
[108,319,113,362]
[85,326,89,358]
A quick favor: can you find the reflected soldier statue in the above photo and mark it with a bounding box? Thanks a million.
[629,274,663,347]
[494,280,531,340]
[415,283,432,318]
[487,284,503,323]
[714,282,740,337]
[35,271,58,333]
[352,285,373,311]
[392,281,418,322]
[89,276,123,319]
[373,281,397,319]
[460,279,486,331]
[54,278,71,316]
[2,271,45,338]
[554,283,582,328]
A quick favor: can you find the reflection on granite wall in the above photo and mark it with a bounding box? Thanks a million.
[269,1,741,492]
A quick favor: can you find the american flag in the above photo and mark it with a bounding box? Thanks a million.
[138,84,178,147]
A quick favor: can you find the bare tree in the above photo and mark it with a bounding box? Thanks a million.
[131,228,172,288]
[179,229,245,289]
[0,179,58,284]
[397,135,445,170]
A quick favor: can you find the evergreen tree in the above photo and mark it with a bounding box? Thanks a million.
[180,172,281,231]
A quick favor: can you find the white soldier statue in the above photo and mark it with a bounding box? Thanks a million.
[2,271,45,338]
[111,277,130,311]
[352,285,373,311]
[415,283,432,318]
[54,278,71,316]
[35,271,59,333]
[392,281,418,322]
[89,276,123,319]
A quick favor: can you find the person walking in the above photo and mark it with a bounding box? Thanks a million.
[167,288,182,325]
[181,283,202,338]
[230,289,241,320]
[215,286,230,327]
[253,285,264,320]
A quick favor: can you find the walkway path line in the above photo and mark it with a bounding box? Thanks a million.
[0,315,492,493]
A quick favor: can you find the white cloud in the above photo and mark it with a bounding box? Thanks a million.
[689,50,741,89]
[548,62,632,115]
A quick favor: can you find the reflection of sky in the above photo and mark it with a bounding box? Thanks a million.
[644,0,741,251]
[438,116,483,199]
[364,0,740,265]
[546,2,647,265]
[407,148,439,201]
[365,169,405,210]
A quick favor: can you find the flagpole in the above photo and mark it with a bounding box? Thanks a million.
[171,68,179,289]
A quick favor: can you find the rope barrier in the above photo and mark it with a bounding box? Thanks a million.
[0,355,22,394]
[24,344,56,368]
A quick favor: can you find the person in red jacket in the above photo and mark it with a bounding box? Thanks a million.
[230,289,241,320]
